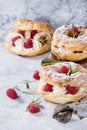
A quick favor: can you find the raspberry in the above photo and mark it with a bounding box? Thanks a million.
[6,88,18,99]
[59,65,69,74]
[44,83,53,92]
[28,103,40,113]
[31,30,38,38]
[12,36,21,46]
[74,27,79,34]
[54,45,59,48]
[69,30,73,37]
[24,39,33,49]
[69,26,79,37]
[66,85,78,95]
[33,71,40,80]
[18,30,25,35]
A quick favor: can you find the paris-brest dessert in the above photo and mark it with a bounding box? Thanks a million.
[39,61,87,104]
[5,19,54,56]
[51,24,87,61]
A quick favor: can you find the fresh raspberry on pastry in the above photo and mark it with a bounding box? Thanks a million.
[24,39,33,49]
[5,19,54,56]
[59,65,69,74]
[11,36,21,46]
[51,24,87,61]
[39,61,87,104]
[68,25,80,38]
[43,83,53,92]
[66,85,78,95]
[31,30,38,38]
[18,30,25,36]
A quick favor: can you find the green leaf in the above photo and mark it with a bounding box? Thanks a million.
[25,83,30,89]
[79,31,83,36]
[32,96,41,103]
[25,106,28,112]
[67,64,77,75]
[67,64,72,75]
[41,58,58,66]
[21,80,36,83]
[22,91,38,95]
[72,69,77,74]
[71,24,82,38]
[26,96,45,111]
[32,96,42,104]
[72,24,75,37]
[52,50,65,61]
[38,39,45,45]
[38,104,45,109]
[74,32,77,38]
[13,86,21,91]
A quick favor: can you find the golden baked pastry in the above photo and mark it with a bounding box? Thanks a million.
[51,24,87,61]
[39,61,87,104]
[5,19,54,56]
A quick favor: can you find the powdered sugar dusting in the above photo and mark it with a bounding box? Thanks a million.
[43,62,87,87]
[54,24,87,42]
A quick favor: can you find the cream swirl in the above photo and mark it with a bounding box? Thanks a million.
[15,39,24,51]
[8,31,51,52]
[8,32,24,44]
[53,85,66,95]
[34,31,51,41]
[23,39,42,52]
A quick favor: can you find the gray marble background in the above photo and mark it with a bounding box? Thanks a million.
[0,1,87,130]
[0,0,87,32]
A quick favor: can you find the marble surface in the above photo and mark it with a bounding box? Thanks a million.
[0,0,87,30]
[0,0,87,130]
[1,39,87,130]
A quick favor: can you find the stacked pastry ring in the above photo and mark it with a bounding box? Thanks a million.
[51,24,87,61]
[39,62,87,104]
[5,19,54,56]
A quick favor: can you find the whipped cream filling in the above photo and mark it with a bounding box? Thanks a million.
[39,79,66,95]
[53,85,84,95]
[40,79,85,96]
[53,85,66,95]
[8,32,24,44]
[8,31,51,52]
[53,85,85,96]
[15,39,24,51]
[25,31,31,40]
[23,40,42,52]
[34,31,51,41]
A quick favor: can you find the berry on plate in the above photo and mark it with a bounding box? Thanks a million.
[26,96,44,114]
[6,88,18,99]
[33,71,40,80]
[28,103,40,113]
